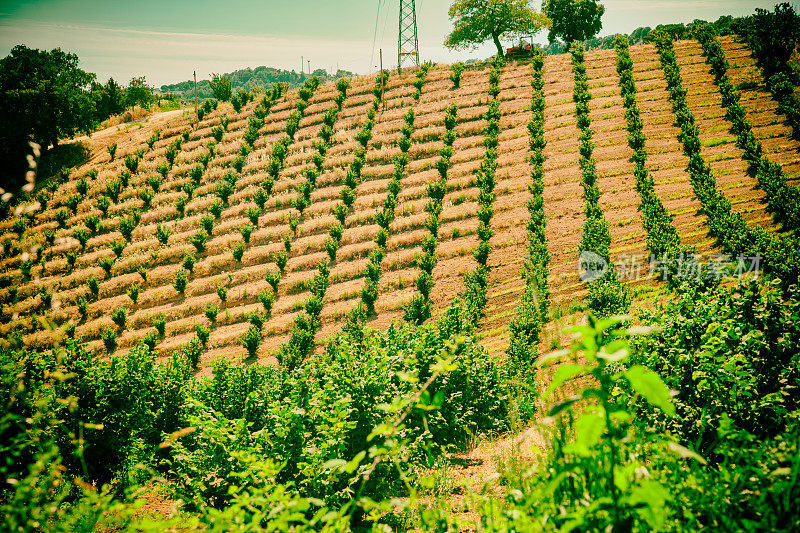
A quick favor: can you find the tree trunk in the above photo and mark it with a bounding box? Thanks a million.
[492,32,504,58]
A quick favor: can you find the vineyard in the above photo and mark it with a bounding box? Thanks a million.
[2,20,800,531]
[2,35,798,367]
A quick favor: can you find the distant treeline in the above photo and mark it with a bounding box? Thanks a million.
[540,14,744,54]
[161,67,354,102]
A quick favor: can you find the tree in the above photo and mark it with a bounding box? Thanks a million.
[444,0,548,58]
[126,76,153,109]
[732,2,800,78]
[209,73,232,102]
[0,45,95,189]
[543,0,605,45]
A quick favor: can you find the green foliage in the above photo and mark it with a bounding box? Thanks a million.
[111,307,127,330]
[544,0,606,45]
[273,250,288,274]
[182,253,196,272]
[127,283,140,304]
[445,0,547,57]
[173,269,187,294]
[209,73,233,101]
[239,222,253,244]
[110,239,125,258]
[154,223,171,245]
[123,154,139,173]
[200,213,214,236]
[107,142,117,160]
[152,313,166,336]
[240,324,262,358]
[570,43,628,316]
[259,288,275,314]
[209,199,223,218]
[216,283,227,303]
[231,241,245,262]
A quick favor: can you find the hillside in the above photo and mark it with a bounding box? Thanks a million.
[2,35,798,368]
[160,66,354,101]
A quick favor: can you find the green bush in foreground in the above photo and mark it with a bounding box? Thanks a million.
[1,277,798,531]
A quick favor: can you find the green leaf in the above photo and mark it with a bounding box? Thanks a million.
[547,397,578,418]
[625,365,676,416]
[321,459,346,471]
[544,363,584,398]
[571,411,605,455]
[667,442,706,465]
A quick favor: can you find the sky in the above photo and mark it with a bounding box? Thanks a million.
[0,0,790,88]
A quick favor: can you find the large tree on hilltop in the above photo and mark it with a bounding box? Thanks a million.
[0,45,95,149]
[0,45,95,190]
[543,0,605,45]
[444,0,548,58]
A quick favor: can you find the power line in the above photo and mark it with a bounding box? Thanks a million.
[370,0,383,71]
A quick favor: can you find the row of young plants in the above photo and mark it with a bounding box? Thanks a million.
[570,44,629,317]
[401,103,458,325]
[613,36,693,289]
[653,34,800,288]
[244,76,357,368]
[173,82,305,366]
[731,4,800,139]
[694,25,800,232]
[459,58,503,328]
[507,48,550,362]
[78,86,279,361]
[96,126,204,359]
[356,69,428,321]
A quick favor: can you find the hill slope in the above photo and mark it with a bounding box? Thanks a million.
[2,35,798,366]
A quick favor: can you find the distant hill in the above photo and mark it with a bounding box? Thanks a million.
[160,66,354,101]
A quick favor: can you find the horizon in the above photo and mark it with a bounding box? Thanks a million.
[0,0,789,88]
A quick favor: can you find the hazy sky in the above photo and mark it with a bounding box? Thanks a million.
[0,0,788,87]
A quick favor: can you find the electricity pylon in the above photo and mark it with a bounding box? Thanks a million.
[398,0,419,71]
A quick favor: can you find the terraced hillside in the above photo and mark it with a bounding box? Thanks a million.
[2,35,797,366]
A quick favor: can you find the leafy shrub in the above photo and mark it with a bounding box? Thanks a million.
[216,283,227,303]
[111,307,127,330]
[209,199,223,218]
[127,283,140,304]
[110,239,126,258]
[240,325,262,358]
[182,253,196,272]
[72,228,90,248]
[96,196,110,215]
[200,214,214,236]
[118,216,136,241]
[124,154,139,173]
[183,338,203,368]
[175,196,187,216]
[155,224,171,245]
[174,270,187,294]
[265,270,280,292]
[239,223,253,244]
[152,313,166,336]
[450,62,464,88]
[102,328,118,353]
[195,323,210,347]
[107,142,117,160]
[259,289,275,314]
[231,242,245,262]
[87,276,99,298]
[204,303,218,323]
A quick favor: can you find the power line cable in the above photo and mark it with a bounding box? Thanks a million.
[370,0,383,71]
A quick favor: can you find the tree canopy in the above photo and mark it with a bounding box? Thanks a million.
[444,0,548,57]
[125,76,154,109]
[209,73,232,102]
[0,45,96,189]
[543,0,605,45]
